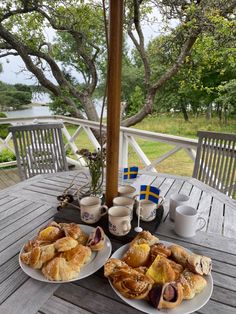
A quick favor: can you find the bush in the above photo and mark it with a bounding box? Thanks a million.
[0,112,10,139]
[0,149,16,163]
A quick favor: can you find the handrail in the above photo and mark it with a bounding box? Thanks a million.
[0,115,198,171]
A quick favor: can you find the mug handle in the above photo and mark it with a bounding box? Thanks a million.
[132,194,139,200]
[100,205,108,217]
[122,220,131,233]
[196,217,206,232]
[157,196,165,208]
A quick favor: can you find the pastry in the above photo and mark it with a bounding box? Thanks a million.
[37,224,64,242]
[187,254,212,275]
[59,223,88,244]
[178,269,207,299]
[20,243,55,269]
[149,282,183,309]
[111,268,154,299]
[42,256,78,281]
[169,245,190,267]
[146,255,176,284]
[62,244,92,272]
[87,226,105,251]
[150,243,171,259]
[122,243,150,268]
[54,237,78,252]
[104,258,130,277]
[42,244,92,281]
[130,231,159,247]
[23,239,52,252]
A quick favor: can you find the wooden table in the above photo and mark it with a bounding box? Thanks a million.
[0,170,235,314]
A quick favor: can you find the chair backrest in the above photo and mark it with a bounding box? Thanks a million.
[193,131,236,197]
[9,123,68,180]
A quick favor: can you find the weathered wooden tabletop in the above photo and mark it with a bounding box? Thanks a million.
[0,170,235,314]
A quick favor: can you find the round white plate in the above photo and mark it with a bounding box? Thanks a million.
[19,224,112,283]
[109,242,213,314]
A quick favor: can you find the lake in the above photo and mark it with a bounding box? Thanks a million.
[4,105,52,118]
[3,92,105,118]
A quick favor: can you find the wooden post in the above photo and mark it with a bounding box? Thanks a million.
[105,0,124,206]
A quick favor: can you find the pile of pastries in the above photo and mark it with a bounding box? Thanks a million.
[20,222,105,281]
[104,231,212,310]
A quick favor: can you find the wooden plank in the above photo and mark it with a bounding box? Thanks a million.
[0,202,43,230]
[223,204,236,238]
[0,197,29,213]
[0,200,32,221]
[197,299,236,314]
[55,283,143,314]
[179,180,192,195]
[0,214,55,265]
[197,192,213,232]
[0,278,59,314]
[0,196,15,206]
[156,222,236,255]
[207,198,224,235]
[0,207,57,252]
[0,268,28,304]
[188,185,202,209]
[39,295,91,314]
[0,204,54,240]
[0,255,19,284]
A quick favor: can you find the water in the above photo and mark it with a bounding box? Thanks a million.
[3,92,105,118]
[4,105,52,118]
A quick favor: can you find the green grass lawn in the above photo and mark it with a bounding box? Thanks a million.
[66,113,236,177]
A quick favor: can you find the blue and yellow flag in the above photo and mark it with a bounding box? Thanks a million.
[123,166,139,180]
[140,185,160,204]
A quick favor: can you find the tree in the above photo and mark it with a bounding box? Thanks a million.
[0,0,235,127]
[0,81,32,109]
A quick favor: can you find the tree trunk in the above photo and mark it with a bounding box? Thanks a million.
[181,103,189,121]
[206,103,212,120]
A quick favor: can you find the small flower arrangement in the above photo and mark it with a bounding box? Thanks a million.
[78,148,106,196]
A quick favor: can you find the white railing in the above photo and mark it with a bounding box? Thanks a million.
[0,115,198,171]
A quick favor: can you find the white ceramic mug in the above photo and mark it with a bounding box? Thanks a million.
[108,206,131,236]
[175,205,206,238]
[118,185,137,198]
[136,199,156,221]
[136,197,164,222]
[79,196,108,224]
[169,193,190,221]
[113,196,134,220]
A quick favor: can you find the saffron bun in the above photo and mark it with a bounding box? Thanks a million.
[54,237,78,252]
[122,243,150,268]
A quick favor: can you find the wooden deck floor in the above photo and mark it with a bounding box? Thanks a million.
[0,168,21,190]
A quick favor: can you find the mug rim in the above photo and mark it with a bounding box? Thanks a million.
[113,196,134,204]
[176,205,197,216]
[80,196,101,206]
[118,185,136,193]
[108,206,130,217]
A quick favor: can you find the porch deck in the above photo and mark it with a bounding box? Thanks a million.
[0,168,21,190]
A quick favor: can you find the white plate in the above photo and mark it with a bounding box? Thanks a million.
[19,224,112,283]
[109,242,213,314]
